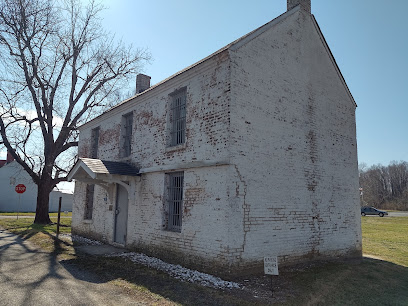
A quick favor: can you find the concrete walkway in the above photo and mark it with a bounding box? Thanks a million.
[75,244,126,256]
[0,229,144,305]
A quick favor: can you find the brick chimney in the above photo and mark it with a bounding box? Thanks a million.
[287,0,311,13]
[6,151,14,163]
[136,74,151,94]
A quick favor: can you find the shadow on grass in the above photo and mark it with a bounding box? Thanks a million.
[285,257,408,305]
[0,229,69,305]
[59,251,408,306]
[60,251,260,306]
[2,222,406,305]
[0,229,125,305]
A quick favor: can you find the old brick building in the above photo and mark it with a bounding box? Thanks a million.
[69,0,361,276]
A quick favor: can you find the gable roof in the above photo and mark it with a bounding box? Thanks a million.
[311,15,356,107]
[80,4,356,130]
[79,7,301,131]
[68,158,139,181]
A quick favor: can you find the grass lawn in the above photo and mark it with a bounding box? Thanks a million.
[0,217,72,254]
[362,216,408,267]
[0,217,71,234]
[0,211,72,217]
[0,216,407,305]
[273,217,408,305]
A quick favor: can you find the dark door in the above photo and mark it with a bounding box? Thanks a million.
[114,184,128,245]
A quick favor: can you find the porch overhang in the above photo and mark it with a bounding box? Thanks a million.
[68,158,140,201]
[68,158,140,182]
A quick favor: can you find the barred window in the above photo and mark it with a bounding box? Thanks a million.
[167,172,184,232]
[84,184,95,220]
[169,90,186,146]
[91,127,100,158]
[122,112,133,157]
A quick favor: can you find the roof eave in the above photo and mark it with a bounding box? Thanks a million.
[311,15,357,108]
[78,7,302,131]
[67,159,96,181]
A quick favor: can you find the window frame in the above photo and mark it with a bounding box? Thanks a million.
[169,89,186,147]
[84,184,95,220]
[166,172,184,232]
[121,112,133,157]
[91,127,100,159]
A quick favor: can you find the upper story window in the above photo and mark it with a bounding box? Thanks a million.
[121,112,133,157]
[91,127,100,159]
[169,89,186,147]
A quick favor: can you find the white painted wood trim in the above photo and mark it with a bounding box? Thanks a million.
[139,160,230,174]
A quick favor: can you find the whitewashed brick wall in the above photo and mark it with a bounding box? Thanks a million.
[72,51,238,273]
[227,9,361,271]
[72,8,361,276]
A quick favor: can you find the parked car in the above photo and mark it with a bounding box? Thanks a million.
[361,206,388,217]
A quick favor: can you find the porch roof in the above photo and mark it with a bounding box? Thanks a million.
[67,158,140,182]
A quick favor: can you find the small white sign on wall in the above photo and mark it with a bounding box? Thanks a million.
[264,256,279,275]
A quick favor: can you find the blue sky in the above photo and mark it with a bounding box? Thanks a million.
[98,0,408,167]
[1,0,407,171]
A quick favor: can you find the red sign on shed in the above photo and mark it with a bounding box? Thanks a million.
[15,184,26,194]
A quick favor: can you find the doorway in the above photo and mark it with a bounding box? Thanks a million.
[114,184,128,245]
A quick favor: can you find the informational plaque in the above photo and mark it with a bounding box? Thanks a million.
[264,256,279,275]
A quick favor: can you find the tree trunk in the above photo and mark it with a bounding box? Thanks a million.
[34,183,52,224]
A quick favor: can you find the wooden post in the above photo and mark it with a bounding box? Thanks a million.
[264,256,279,296]
[270,275,273,296]
[56,197,62,239]
[17,194,21,220]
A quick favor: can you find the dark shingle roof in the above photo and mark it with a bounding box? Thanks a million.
[80,158,139,176]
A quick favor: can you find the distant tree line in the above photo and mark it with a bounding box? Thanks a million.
[359,161,408,210]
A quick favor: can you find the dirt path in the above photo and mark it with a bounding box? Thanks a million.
[0,229,163,305]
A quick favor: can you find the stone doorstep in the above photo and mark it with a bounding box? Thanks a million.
[75,244,126,256]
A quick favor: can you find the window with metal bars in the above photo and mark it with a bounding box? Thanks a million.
[91,127,99,158]
[169,90,186,146]
[166,172,184,232]
[121,113,133,157]
[84,184,95,220]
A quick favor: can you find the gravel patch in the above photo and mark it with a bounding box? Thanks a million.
[61,234,241,289]
[108,252,241,290]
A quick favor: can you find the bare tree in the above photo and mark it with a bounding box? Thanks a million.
[358,162,368,175]
[388,161,408,200]
[359,161,408,210]
[0,0,150,223]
